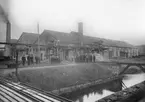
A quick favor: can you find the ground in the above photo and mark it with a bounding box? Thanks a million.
[1,58,145,92]
[2,63,113,91]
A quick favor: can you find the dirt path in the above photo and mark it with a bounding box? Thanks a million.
[1,63,80,74]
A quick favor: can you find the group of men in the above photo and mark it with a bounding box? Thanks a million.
[21,54,40,66]
[74,53,103,62]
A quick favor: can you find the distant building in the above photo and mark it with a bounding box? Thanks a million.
[137,45,145,56]
[16,22,139,61]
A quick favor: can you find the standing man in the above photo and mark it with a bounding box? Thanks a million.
[85,53,88,63]
[35,56,38,64]
[30,54,34,65]
[93,53,96,62]
[27,55,30,65]
[22,55,26,66]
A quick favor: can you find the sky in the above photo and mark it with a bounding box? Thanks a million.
[1,0,145,45]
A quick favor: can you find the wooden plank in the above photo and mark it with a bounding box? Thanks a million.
[0,94,10,102]
[0,84,33,102]
[0,87,25,102]
[0,89,17,102]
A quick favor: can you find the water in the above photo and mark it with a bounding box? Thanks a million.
[123,73,145,88]
[62,73,145,102]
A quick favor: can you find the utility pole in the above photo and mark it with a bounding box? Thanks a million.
[15,49,19,82]
[37,22,40,59]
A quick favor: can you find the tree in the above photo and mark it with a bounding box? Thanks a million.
[91,40,107,53]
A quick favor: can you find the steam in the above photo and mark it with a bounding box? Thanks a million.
[0,4,9,23]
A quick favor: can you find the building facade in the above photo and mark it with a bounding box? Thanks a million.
[17,23,139,62]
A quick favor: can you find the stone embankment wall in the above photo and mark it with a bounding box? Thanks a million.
[50,75,123,95]
[97,81,145,102]
[4,63,113,91]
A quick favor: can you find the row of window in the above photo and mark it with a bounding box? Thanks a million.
[28,48,46,52]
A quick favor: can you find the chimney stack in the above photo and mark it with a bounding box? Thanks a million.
[6,21,11,43]
[4,21,11,56]
[78,22,83,46]
[78,22,83,34]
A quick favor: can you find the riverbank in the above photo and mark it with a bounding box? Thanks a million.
[3,63,113,91]
[124,68,142,74]
[98,81,145,102]
[52,75,123,96]
[64,73,145,102]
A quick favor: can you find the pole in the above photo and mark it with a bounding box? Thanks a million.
[37,22,40,59]
[15,50,19,82]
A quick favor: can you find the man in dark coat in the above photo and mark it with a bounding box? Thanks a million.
[35,56,38,64]
[30,54,33,65]
[93,54,96,62]
[22,55,26,66]
[27,55,30,65]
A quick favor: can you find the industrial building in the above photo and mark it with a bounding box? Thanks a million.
[17,22,139,62]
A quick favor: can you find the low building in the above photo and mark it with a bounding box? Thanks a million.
[17,23,139,62]
[17,32,39,60]
[137,45,145,56]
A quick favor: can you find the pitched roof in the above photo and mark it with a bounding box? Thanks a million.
[100,38,133,48]
[39,30,76,46]
[20,30,134,48]
[82,35,134,48]
[17,32,39,44]
[34,30,55,45]
[40,30,134,48]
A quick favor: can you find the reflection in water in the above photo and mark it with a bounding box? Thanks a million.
[62,79,122,101]
[62,73,145,102]
[76,90,114,102]
[123,73,145,88]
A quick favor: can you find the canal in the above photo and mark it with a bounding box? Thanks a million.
[61,73,145,102]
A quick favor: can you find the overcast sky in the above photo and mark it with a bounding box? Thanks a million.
[1,0,145,45]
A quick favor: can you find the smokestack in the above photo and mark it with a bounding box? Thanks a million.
[4,21,11,56]
[6,21,11,43]
[0,4,11,56]
[78,22,83,34]
[78,22,83,46]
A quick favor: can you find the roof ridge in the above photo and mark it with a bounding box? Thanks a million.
[84,35,133,45]
[22,32,39,35]
[44,29,70,35]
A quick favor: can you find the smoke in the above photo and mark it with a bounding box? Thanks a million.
[0,4,9,23]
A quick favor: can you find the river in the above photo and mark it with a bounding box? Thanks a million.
[62,73,145,102]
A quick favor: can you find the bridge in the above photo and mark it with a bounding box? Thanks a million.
[96,60,145,74]
[95,60,145,102]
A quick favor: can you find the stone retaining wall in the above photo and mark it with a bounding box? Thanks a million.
[50,75,123,95]
[97,81,145,102]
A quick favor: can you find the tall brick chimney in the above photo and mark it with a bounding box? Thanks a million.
[4,21,11,56]
[6,21,11,43]
[78,22,83,46]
